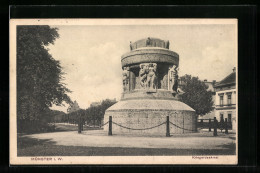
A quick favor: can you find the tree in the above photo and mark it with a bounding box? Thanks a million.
[67,101,80,113]
[179,75,213,116]
[67,101,81,124]
[17,26,72,132]
[83,99,117,126]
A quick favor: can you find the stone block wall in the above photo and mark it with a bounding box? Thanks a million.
[103,110,196,136]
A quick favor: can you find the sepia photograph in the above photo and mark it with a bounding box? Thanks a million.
[10,19,237,165]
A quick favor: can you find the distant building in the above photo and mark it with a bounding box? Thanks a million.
[214,67,236,131]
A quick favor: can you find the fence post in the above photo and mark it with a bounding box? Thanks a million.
[213,117,217,136]
[225,118,228,134]
[209,118,211,132]
[108,116,112,136]
[166,116,170,137]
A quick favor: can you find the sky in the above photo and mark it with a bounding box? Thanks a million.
[47,21,237,112]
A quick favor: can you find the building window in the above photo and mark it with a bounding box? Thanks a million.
[220,113,224,122]
[220,95,224,106]
[227,94,232,105]
[228,114,232,122]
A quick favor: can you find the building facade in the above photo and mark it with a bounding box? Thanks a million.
[214,68,236,131]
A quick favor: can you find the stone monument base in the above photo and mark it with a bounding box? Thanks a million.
[103,99,197,136]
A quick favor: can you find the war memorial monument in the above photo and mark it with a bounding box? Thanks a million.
[104,37,197,136]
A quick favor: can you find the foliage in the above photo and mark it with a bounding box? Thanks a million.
[88,99,117,125]
[17,26,72,133]
[64,99,117,126]
[67,100,80,113]
[179,75,214,116]
[51,110,67,122]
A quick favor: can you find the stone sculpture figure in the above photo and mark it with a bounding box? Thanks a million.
[165,40,170,49]
[146,63,157,89]
[130,41,133,51]
[169,65,179,93]
[122,67,130,91]
[146,37,151,46]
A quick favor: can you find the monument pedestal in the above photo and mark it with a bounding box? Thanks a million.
[104,99,196,135]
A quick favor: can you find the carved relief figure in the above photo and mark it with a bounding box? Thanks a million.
[122,67,130,91]
[139,63,158,89]
[146,63,157,89]
[139,64,148,88]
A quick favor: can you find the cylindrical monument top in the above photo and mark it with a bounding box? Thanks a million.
[130,37,170,50]
[122,37,179,68]
[121,37,181,98]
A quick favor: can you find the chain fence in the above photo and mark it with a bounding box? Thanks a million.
[169,121,197,132]
[99,121,109,128]
[111,121,196,132]
[112,121,166,130]
[79,117,228,136]
[84,119,196,132]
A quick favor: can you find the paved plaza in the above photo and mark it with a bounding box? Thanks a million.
[23,130,235,150]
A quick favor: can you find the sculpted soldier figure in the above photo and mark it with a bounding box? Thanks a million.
[139,64,148,88]
[122,67,129,91]
[146,63,157,89]
[169,65,178,93]
[169,65,184,95]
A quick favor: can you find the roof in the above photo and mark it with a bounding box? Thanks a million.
[214,71,236,87]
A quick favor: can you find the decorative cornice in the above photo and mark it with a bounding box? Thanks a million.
[216,107,236,110]
[121,48,179,67]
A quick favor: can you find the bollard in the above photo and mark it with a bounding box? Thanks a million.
[78,121,82,134]
[108,116,112,136]
[81,120,84,132]
[209,118,211,132]
[225,118,228,134]
[166,116,170,137]
[213,117,217,136]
